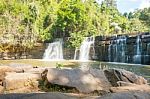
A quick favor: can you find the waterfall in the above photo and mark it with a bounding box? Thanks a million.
[144,43,150,64]
[43,39,63,60]
[146,43,150,55]
[74,48,78,60]
[74,37,95,61]
[108,42,112,62]
[109,36,126,62]
[136,35,142,55]
[115,39,119,62]
[133,35,142,64]
[119,36,126,62]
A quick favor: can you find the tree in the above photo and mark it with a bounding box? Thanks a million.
[0,0,149,51]
[0,0,39,58]
[103,0,117,8]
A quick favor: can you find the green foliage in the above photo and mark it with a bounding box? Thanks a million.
[56,63,64,69]
[0,0,38,52]
[123,7,150,32]
[0,0,149,50]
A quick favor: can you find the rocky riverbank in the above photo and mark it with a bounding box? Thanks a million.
[0,63,150,99]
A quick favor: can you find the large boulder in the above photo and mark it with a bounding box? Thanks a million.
[4,72,41,93]
[0,66,14,82]
[0,64,33,85]
[26,67,47,74]
[0,86,4,93]
[42,68,111,93]
[9,63,33,73]
[25,67,48,80]
[104,69,147,86]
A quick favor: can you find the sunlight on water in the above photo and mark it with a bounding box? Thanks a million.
[43,39,63,60]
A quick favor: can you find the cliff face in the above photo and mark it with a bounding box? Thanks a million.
[93,33,150,64]
[0,32,150,65]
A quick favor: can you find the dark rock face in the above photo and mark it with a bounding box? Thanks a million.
[94,33,150,65]
[104,69,147,87]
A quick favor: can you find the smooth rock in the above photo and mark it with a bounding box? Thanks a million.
[0,92,150,99]
[98,91,150,99]
[42,68,111,93]
[104,69,147,86]
[4,72,40,92]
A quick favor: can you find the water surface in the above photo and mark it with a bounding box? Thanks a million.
[0,59,150,82]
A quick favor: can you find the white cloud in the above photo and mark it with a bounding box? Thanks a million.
[139,0,150,9]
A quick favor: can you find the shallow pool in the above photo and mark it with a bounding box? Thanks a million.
[0,59,150,82]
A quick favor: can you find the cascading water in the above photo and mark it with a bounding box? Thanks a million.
[79,37,95,61]
[74,48,78,60]
[133,35,142,64]
[119,36,127,62]
[74,37,95,61]
[43,39,63,60]
[108,42,112,62]
[144,43,150,64]
[108,36,127,62]
[146,43,150,55]
[136,36,142,55]
[108,40,117,62]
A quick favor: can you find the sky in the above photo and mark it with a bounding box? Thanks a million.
[96,0,150,13]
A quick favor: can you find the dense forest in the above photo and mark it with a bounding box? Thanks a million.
[0,0,150,50]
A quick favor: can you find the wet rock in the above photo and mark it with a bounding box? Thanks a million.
[42,68,111,93]
[4,72,40,93]
[98,91,150,99]
[104,69,147,86]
